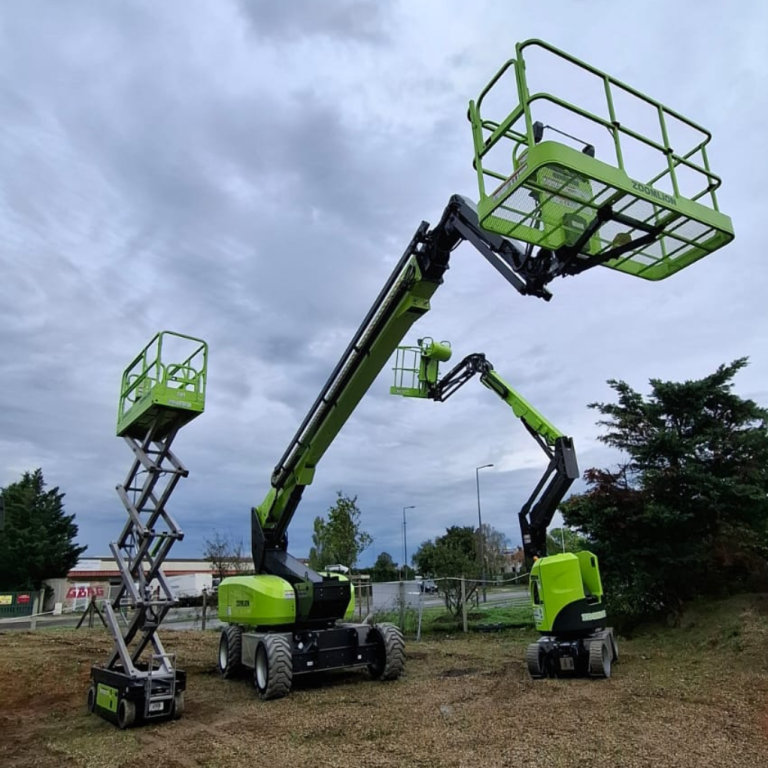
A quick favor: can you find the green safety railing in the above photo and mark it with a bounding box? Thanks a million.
[390,338,452,398]
[390,345,425,398]
[467,39,734,280]
[116,331,208,439]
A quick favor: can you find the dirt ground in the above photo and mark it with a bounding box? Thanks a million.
[1,596,768,768]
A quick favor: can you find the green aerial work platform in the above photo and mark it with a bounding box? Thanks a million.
[468,39,734,282]
[116,331,207,440]
[89,331,208,729]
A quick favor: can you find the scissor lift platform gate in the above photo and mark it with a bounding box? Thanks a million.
[468,39,734,281]
[88,331,207,729]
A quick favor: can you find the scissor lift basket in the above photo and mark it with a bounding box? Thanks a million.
[116,331,208,439]
[468,39,734,280]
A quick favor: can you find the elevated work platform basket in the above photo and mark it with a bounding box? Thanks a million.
[468,39,734,280]
[390,338,452,398]
[116,331,208,439]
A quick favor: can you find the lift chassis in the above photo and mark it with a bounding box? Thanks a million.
[218,622,404,699]
[527,628,618,679]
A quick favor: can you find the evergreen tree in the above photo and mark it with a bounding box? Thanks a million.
[370,551,399,582]
[0,469,87,590]
[562,359,768,624]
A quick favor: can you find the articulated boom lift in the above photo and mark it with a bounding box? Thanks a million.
[391,339,617,678]
[216,39,732,699]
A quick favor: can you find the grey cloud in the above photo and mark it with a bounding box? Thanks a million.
[2,1,767,568]
[235,0,392,44]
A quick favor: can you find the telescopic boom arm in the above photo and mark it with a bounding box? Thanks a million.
[250,194,592,578]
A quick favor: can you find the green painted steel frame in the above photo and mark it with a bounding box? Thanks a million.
[468,39,734,280]
[116,331,208,439]
[389,337,452,398]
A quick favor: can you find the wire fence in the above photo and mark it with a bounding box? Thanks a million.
[357,573,532,640]
[0,575,533,638]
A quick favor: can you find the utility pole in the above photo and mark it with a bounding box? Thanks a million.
[475,464,493,603]
[402,505,415,580]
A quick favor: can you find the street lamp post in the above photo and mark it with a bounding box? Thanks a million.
[402,505,415,580]
[476,464,493,602]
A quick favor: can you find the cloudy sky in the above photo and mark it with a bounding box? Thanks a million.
[2,1,767,569]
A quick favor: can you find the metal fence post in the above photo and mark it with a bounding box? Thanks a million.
[30,592,39,631]
[399,580,406,632]
[461,577,468,633]
[416,586,424,642]
[201,589,208,631]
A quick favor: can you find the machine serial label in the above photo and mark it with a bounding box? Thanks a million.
[236,600,249,607]
[581,610,607,621]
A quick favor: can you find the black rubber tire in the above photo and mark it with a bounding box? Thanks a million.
[172,691,185,720]
[218,625,243,679]
[253,635,293,701]
[86,684,96,713]
[526,643,546,679]
[609,632,619,663]
[367,623,405,681]
[117,698,136,730]
[588,640,611,679]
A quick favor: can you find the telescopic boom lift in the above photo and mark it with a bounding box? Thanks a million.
[216,195,581,698]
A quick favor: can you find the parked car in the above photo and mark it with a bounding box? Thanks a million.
[419,579,438,594]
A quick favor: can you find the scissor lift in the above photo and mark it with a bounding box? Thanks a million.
[88,331,208,729]
[468,39,734,282]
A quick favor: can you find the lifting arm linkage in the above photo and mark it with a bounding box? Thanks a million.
[253,194,556,568]
[423,352,579,561]
[517,427,578,560]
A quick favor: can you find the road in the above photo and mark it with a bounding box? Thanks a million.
[422,587,529,609]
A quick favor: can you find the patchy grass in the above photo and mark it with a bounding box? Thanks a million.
[1,595,768,767]
[372,602,533,636]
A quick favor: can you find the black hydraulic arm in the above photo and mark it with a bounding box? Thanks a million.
[517,428,579,560]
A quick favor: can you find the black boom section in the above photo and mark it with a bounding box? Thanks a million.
[519,434,579,561]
